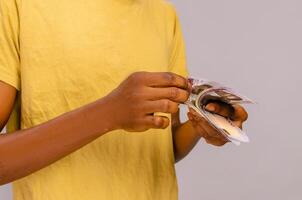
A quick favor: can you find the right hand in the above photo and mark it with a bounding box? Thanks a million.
[105,72,190,132]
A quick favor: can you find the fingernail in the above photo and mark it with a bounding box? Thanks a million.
[206,104,215,112]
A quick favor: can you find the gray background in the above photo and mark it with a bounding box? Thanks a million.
[1,0,301,199]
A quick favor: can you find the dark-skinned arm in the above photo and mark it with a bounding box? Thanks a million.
[0,82,116,185]
[172,111,201,163]
[0,72,190,185]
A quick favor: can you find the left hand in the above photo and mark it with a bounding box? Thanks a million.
[187,102,249,146]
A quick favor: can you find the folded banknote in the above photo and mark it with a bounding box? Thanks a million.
[185,78,255,145]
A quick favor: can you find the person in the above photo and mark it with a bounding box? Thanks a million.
[0,0,248,199]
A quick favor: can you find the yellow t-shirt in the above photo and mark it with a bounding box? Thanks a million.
[0,0,188,199]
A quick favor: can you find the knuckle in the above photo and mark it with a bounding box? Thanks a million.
[164,72,176,85]
[181,90,190,101]
[162,100,170,112]
[128,73,138,83]
[129,72,139,79]
[179,77,187,88]
[170,88,179,99]
[162,100,171,113]
[129,71,145,82]
[183,78,189,88]
[161,100,178,113]
[185,90,190,99]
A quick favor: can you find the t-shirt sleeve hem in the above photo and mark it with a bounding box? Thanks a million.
[0,73,20,91]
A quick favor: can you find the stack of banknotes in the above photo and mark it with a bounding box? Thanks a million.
[185,78,255,145]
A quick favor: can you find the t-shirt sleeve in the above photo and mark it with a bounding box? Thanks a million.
[168,7,189,78]
[0,0,21,90]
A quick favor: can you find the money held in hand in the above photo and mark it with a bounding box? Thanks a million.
[185,78,255,145]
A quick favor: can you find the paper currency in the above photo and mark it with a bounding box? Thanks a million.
[185,78,254,145]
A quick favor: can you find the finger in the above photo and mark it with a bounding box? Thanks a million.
[205,102,234,118]
[189,112,229,144]
[143,115,170,129]
[194,114,228,140]
[232,120,243,129]
[146,87,190,103]
[187,81,193,93]
[204,137,228,146]
[231,105,248,122]
[145,99,179,114]
[188,107,200,116]
[189,116,208,138]
[142,72,189,90]
[187,112,194,121]
[188,107,229,141]
[201,124,227,140]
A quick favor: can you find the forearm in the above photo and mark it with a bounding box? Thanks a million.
[0,97,115,185]
[172,120,202,163]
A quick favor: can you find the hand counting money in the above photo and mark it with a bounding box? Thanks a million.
[185,78,255,145]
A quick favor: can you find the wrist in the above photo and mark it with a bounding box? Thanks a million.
[95,96,119,132]
[80,96,119,136]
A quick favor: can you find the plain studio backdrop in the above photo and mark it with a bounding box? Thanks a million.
[1,0,301,199]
